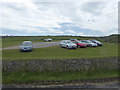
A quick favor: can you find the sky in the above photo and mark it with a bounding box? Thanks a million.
[0,0,119,36]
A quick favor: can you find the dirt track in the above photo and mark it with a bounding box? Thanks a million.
[2,41,61,50]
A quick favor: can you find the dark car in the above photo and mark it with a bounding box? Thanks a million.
[90,40,103,46]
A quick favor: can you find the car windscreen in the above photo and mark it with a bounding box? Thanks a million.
[79,41,84,43]
[87,40,93,43]
[81,40,88,43]
[67,41,73,44]
[94,40,101,43]
[23,42,32,46]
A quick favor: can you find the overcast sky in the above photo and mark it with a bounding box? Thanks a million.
[0,0,119,36]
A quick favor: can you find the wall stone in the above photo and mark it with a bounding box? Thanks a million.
[2,57,118,72]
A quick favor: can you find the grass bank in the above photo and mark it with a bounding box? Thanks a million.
[2,42,118,60]
[2,69,118,84]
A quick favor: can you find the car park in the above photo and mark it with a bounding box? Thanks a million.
[90,40,103,46]
[60,40,77,49]
[44,38,52,41]
[70,39,87,48]
[20,41,33,52]
[80,40,98,47]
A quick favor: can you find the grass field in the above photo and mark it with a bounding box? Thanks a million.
[2,36,43,48]
[3,70,118,84]
[2,42,118,60]
[2,36,119,84]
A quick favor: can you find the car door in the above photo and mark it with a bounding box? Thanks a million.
[63,41,67,47]
[72,41,77,45]
[60,41,65,47]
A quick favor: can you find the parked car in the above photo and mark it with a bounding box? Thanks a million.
[90,40,103,46]
[44,38,52,41]
[60,40,77,49]
[70,39,87,48]
[20,41,33,52]
[80,40,98,47]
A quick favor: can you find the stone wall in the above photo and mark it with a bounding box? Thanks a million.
[2,57,118,72]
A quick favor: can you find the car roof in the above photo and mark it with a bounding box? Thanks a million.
[61,40,71,41]
[23,41,32,43]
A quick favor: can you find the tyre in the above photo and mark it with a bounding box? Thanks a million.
[77,45,80,48]
[66,46,69,49]
[89,44,92,47]
[75,47,77,49]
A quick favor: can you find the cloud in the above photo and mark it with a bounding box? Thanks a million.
[0,0,119,36]
[65,29,76,34]
[81,2,106,15]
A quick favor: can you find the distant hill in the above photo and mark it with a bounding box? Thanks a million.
[97,34,120,43]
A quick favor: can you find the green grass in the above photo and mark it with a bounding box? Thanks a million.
[2,36,119,84]
[3,70,118,84]
[2,37,44,48]
[2,42,118,60]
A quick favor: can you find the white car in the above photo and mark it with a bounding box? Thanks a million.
[60,40,77,49]
[44,38,52,41]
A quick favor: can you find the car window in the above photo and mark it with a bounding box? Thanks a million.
[72,41,77,43]
[62,41,66,43]
[81,41,85,42]
[67,41,73,44]
[95,40,101,43]
[78,41,83,43]
[23,42,32,46]
[87,40,92,43]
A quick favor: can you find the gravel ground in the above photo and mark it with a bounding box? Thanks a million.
[2,41,61,50]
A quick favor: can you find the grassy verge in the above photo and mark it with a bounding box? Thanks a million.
[2,69,118,84]
[2,42,118,60]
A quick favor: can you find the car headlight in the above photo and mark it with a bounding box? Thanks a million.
[20,47,23,49]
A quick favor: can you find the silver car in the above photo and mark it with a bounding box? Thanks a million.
[20,41,33,52]
[60,40,77,49]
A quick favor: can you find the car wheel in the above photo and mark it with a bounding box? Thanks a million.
[77,45,80,48]
[66,46,69,49]
[89,44,92,47]
[60,45,63,48]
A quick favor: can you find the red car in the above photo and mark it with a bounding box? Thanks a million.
[71,40,87,48]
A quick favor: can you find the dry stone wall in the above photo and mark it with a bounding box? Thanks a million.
[2,57,118,72]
